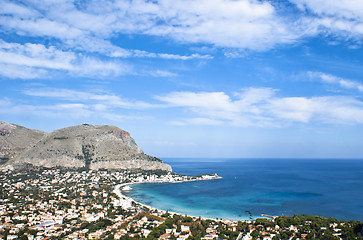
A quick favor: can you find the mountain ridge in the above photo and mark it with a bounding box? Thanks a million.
[0,122,171,171]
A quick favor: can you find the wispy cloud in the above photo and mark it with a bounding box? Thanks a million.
[308,71,363,92]
[0,0,213,61]
[0,40,132,78]
[22,88,159,109]
[290,0,363,43]
[131,50,213,60]
[130,0,300,50]
[291,0,363,21]
[0,91,148,122]
[156,88,363,126]
[0,63,48,79]
[0,39,182,79]
[0,40,75,70]
[1,0,361,65]
[145,70,179,78]
[4,86,363,127]
[0,100,93,119]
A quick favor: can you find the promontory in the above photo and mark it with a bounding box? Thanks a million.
[0,121,171,171]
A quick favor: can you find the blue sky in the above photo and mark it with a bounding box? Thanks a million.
[0,0,363,158]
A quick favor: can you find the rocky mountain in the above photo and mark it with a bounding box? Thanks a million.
[1,122,171,171]
[0,121,46,165]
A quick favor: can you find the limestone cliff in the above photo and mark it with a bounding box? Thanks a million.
[1,122,171,171]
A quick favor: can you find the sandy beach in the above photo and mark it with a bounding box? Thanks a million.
[113,182,169,213]
[112,175,223,220]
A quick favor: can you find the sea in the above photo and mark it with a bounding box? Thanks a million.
[124,158,363,221]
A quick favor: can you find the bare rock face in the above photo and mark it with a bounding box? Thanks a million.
[1,122,171,171]
[0,121,46,165]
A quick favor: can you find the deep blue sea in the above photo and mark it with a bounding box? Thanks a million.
[125,158,363,221]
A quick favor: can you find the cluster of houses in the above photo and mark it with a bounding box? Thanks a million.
[0,168,225,239]
[0,167,359,239]
[239,223,344,240]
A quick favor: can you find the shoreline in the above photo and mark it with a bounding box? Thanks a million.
[112,174,227,221]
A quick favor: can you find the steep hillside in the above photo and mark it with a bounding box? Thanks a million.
[0,121,46,165]
[1,122,171,171]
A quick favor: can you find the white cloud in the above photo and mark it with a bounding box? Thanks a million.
[137,0,298,50]
[0,0,293,53]
[0,100,93,119]
[146,70,178,78]
[0,0,215,60]
[1,0,361,60]
[156,88,363,126]
[0,39,188,79]
[308,71,363,92]
[0,92,146,121]
[0,39,187,79]
[22,88,158,109]
[68,38,212,60]
[0,40,75,70]
[0,1,36,17]
[156,89,274,126]
[130,49,212,60]
[156,91,239,122]
[4,86,363,127]
[268,97,314,123]
[314,97,363,124]
[292,0,363,20]
[290,0,363,41]
[156,88,277,124]
[2,0,363,63]
[0,63,48,79]
[0,40,132,78]
[0,14,84,40]
[75,57,131,77]
[269,96,363,125]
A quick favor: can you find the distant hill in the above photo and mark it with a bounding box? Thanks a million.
[0,122,171,171]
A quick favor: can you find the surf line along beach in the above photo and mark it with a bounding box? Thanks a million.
[112,172,222,218]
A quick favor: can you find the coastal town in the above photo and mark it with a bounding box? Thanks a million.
[0,166,362,240]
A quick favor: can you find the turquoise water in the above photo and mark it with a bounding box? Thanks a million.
[125,159,363,221]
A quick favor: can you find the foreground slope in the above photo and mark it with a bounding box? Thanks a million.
[1,122,171,171]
